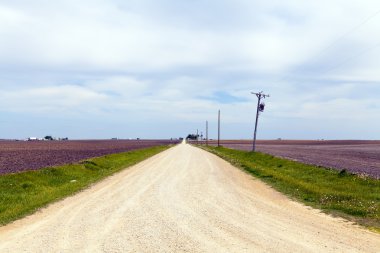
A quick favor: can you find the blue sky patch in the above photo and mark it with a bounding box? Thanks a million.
[199,91,248,104]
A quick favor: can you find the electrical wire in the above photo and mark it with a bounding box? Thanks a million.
[276,8,380,85]
[313,9,380,60]
[322,42,380,76]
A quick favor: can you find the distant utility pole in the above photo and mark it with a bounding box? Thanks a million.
[251,91,270,152]
[196,129,199,145]
[218,110,221,147]
[206,121,209,146]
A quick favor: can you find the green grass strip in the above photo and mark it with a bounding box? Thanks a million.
[0,145,171,226]
[200,145,380,232]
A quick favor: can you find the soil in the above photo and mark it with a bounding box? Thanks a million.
[0,143,379,252]
[207,140,380,178]
[0,140,179,174]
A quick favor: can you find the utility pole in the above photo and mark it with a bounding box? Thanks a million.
[206,120,208,146]
[251,91,269,152]
[196,129,199,145]
[218,110,221,147]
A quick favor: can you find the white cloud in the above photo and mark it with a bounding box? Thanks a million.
[0,85,108,114]
[0,0,380,139]
[0,5,26,24]
[292,98,380,121]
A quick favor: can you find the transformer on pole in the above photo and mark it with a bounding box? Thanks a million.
[251,91,269,152]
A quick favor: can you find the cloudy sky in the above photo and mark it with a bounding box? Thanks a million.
[1,0,380,140]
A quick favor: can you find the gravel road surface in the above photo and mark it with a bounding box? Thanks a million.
[0,143,379,252]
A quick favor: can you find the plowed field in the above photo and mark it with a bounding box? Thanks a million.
[206,140,380,178]
[0,140,179,175]
[1,143,379,252]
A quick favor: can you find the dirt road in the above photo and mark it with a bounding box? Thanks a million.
[0,143,379,252]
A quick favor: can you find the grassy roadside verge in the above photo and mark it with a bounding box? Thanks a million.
[200,145,380,232]
[0,145,171,226]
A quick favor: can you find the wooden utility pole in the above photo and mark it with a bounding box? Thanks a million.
[206,121,208,146]
[218,110,221,147]
[252,91,269,152]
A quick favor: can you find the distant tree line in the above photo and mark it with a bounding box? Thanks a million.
[186,134,199,140]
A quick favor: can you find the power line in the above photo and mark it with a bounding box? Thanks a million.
[290,40,380,86]
[315,8,380,59]
[275,8,380,85]
[322,42,380,76]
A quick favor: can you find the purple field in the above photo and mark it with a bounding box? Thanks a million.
[0,139,180,175]
[207,140,380,179]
